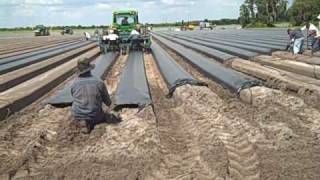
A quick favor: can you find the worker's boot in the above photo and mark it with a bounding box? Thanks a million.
[80,120,92,134]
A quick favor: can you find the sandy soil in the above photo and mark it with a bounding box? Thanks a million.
[0,49,319,180]
[148,43,320,179]
[0,54,160,180]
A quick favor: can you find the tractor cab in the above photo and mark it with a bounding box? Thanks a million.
[99,9,151,54]
[112,10,139,40]
[34,25,50,36]
[61,27,73,35]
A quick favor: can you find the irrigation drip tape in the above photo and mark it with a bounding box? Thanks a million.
[47,52,118,107]
[151,43,206,97]
[114,51,152,109]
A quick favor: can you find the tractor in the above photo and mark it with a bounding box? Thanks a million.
[34,25,50,36]
[99,9,151,55]
[61,27,73,35]
[180,20,195,31]
[200,19,213,30]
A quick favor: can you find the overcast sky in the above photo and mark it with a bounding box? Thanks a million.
[0,0,293,28]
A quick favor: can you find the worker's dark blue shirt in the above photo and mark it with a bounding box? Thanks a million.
[71,74,111,121]
[290,29,304,40]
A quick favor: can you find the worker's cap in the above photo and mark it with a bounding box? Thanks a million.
[77,57,95,74]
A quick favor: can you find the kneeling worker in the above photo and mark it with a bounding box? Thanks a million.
[71,58,112,133]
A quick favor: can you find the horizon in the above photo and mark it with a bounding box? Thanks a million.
[0,0,293,28]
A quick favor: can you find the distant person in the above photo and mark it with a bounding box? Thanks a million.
[94,29,99,37]
[103,29,119,41]
[301,22,320,53]
[287,28,304,54]
[71,58,112,133]
[129,28,140,41]
[83,32,91,41]
[130,28,140,36]
[121,17,129,25]
[129,28,141,49]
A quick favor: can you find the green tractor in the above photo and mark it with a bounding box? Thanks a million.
[99,9,151,54]
[34,25,50,36]
[61,27,73,35]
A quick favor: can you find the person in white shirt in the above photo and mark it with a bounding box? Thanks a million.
[129,28,141,49]
[83,32,91,41]
[102,29,119,41]
[130,29,140,36]
[318,14,320,29]
[301,22,320,54]
[301,23,319,37]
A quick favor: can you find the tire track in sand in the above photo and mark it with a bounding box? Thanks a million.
[145,53,228,179]
[163,42,320,179]
[175,86,261,180]
[155,42,261,179]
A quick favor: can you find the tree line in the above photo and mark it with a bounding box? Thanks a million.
[152,19,239,27]
[0,25,108,31]
[239,0,320,27]
[0,19,240,31]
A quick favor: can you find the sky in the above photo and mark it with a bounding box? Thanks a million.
[0,0,293,28]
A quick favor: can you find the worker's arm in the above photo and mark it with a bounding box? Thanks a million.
[301,25,307,31]
[100,82,112,106]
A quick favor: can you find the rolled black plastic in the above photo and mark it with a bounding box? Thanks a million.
[151,43,206,97]
[0,41,79,65]
[152,33,235,63]
[156,32,258,59]
[168,33,274,54]
[0,41,92,75]
[166,30,287,47]
[194,35,286,50]
[153,34,260,94]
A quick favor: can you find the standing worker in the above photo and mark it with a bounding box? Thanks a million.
[287,28,305,54]
[129,28,141,49]
[301,22,320,53]
[314,15,320,54]
[83,32,91,41]
[71,58,112,134]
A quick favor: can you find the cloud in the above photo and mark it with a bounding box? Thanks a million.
[25,0,63,5]
[0,0,244,28]
[96,3,112,10]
